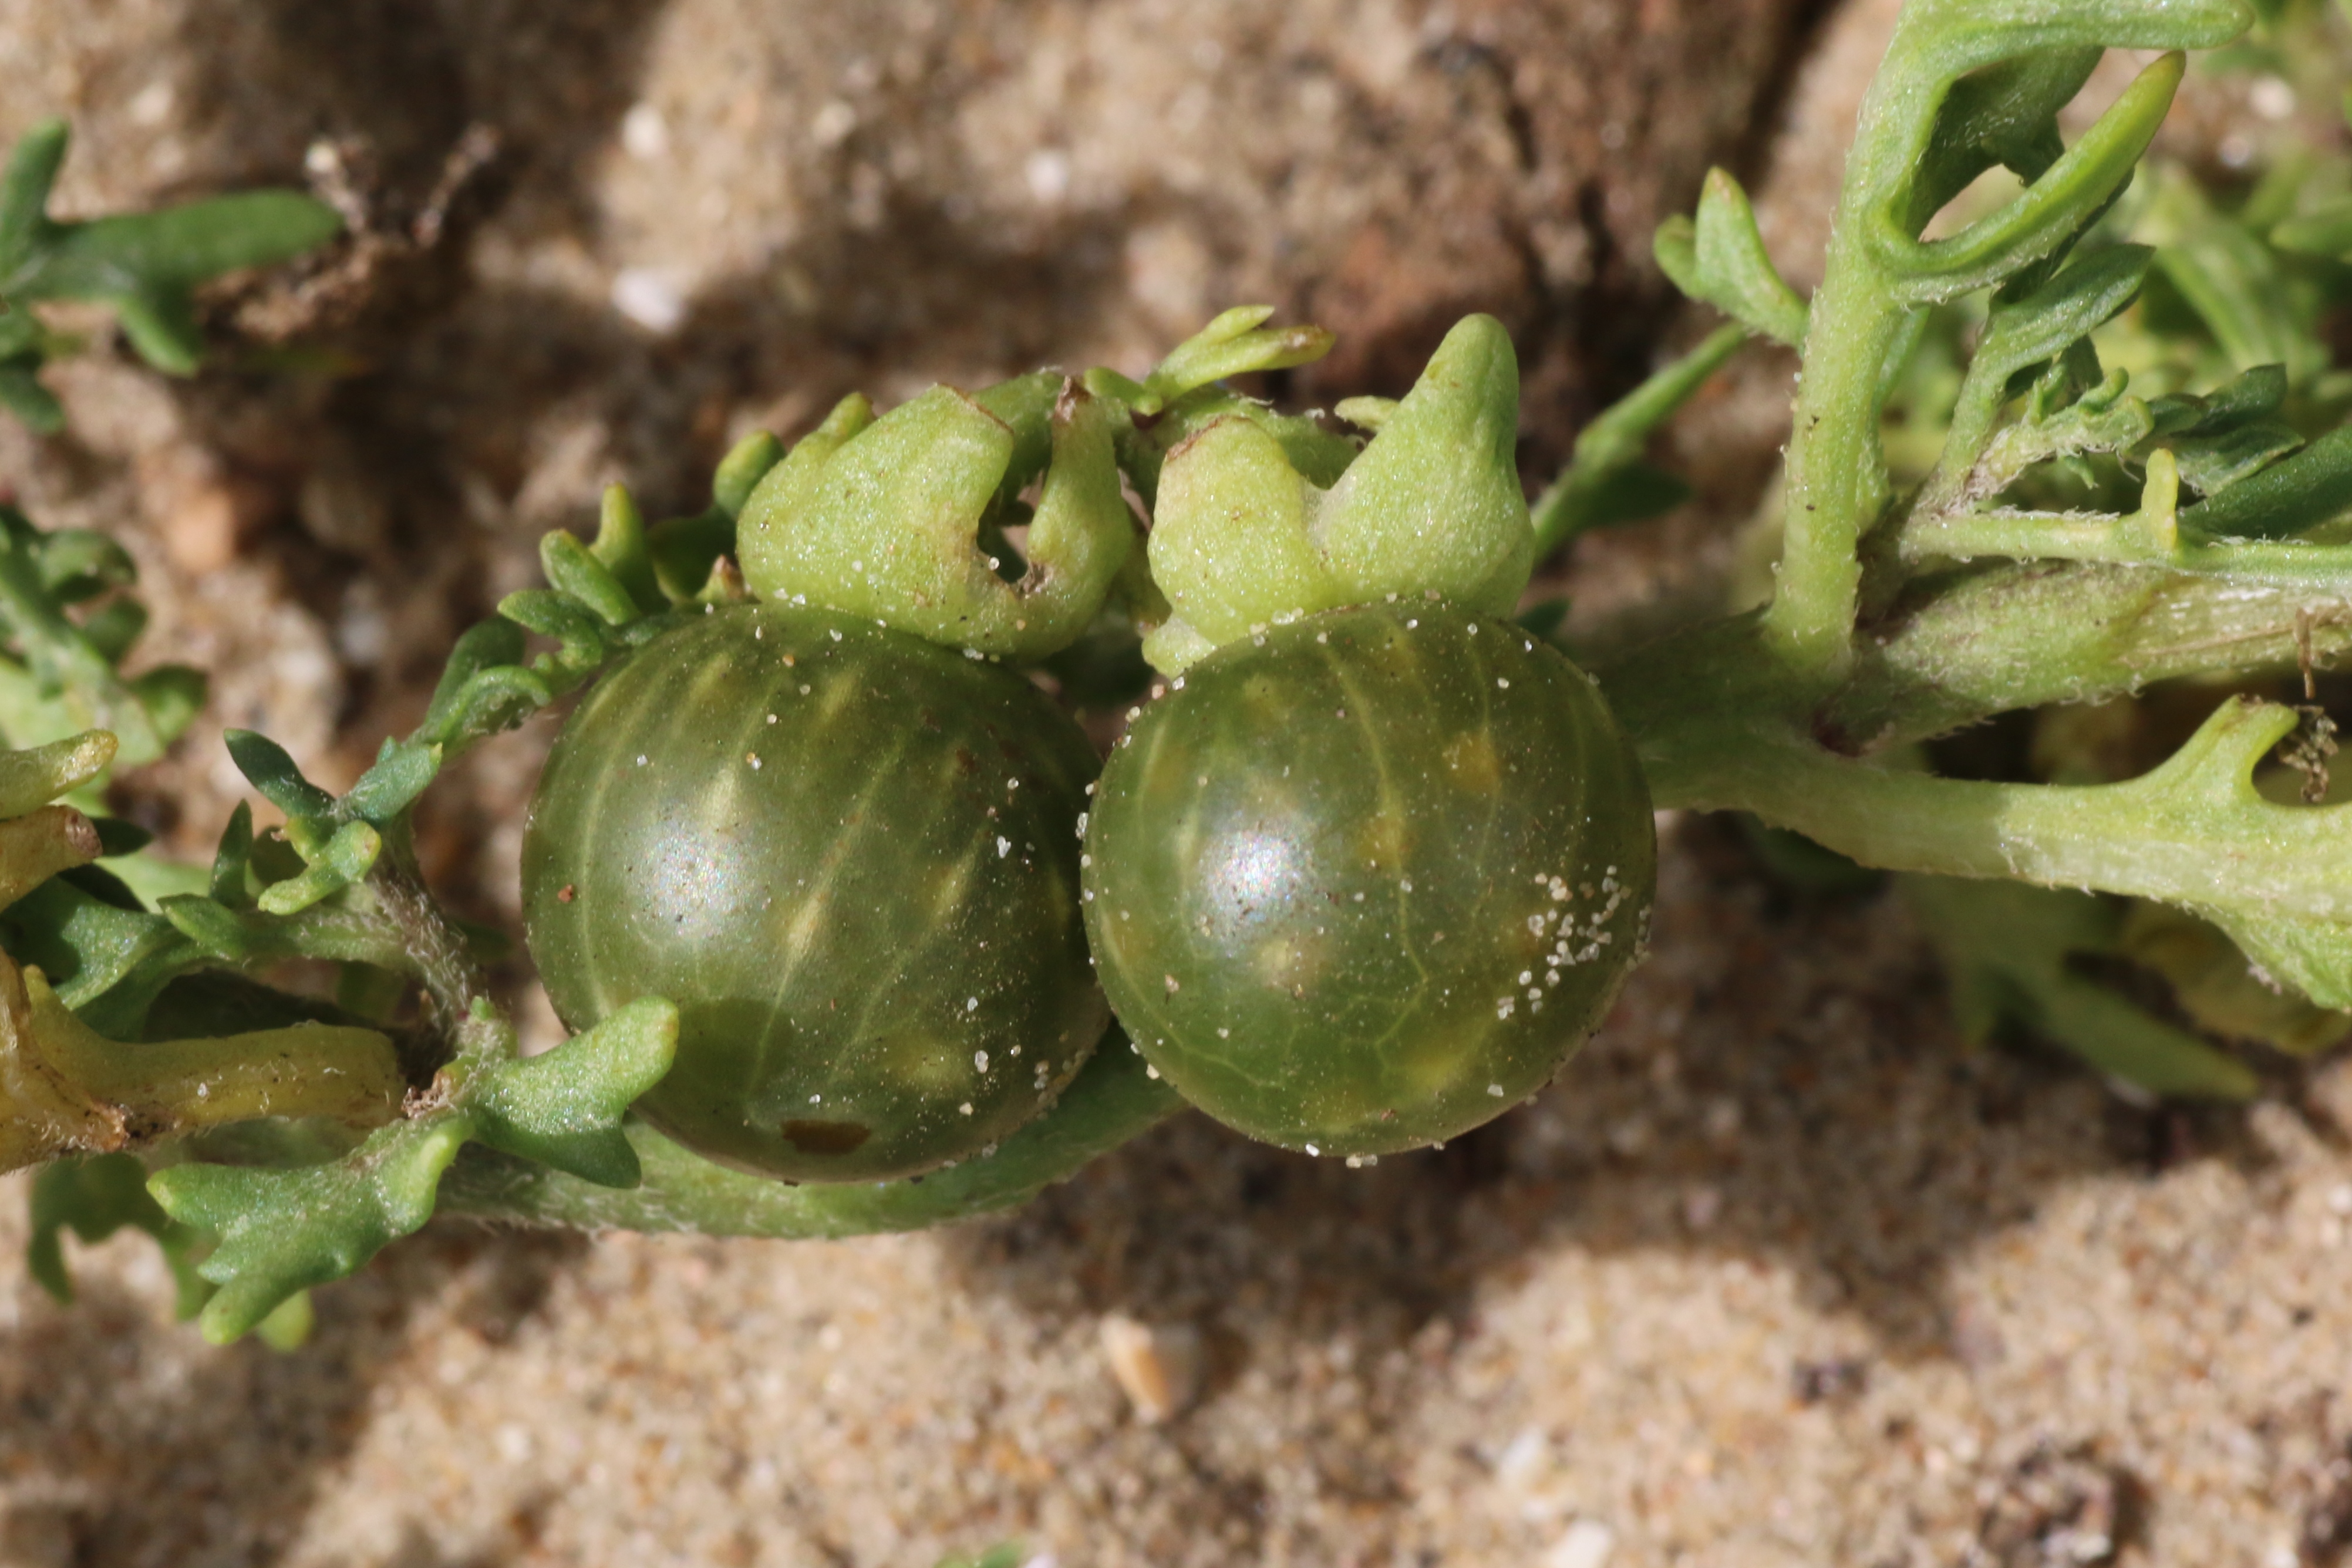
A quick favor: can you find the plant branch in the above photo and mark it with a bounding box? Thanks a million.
[1764,1,2247,678]
[1531,323,1751,556]
[440,1032,1183,1236]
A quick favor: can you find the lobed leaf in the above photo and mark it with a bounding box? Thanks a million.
[0,517,164,761]
[2120,902,2350,1057]
[26,1152,209,1313]
[0,119,338,402]
[1902,875,2258,1100]
[419,619,528,742]
[461,997,679,1187]
[1133,305,1336,412]
[1870,53,2187,305]
[497,588,610,679]
[1914,247,2152,515]
[1654,169,1808,346]
[151,1114,473,1343]
[2138,168,2323,382]
[711,429,787,519]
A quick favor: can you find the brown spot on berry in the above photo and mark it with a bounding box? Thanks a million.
[778,1119,871,1156]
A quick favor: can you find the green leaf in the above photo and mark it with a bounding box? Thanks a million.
[157,892,260,960]
[0,120,339,389]
[1565,463,1693,532]
[150,1113,474,1343]
[1653,169,1808,346]
[33,529,133,601]
[498,588,610,677]
[38,193,341,292]
[2150,363,2289,436]
[2165,419,2302,498]
[2139,170,2320,380]
[1514,598,1571,640]
[462,997,679,1187]
[2120,902,2350,1056]
[26,1151,187,1306]
[2271,194,2352,255]
[0,729,113,817]
[252,1289,315,1352]
[711,430,786,519]
[97,851,205,911]
[208,801,253,907]
[2181,423,2352,539]
[0,518,161,761]
[540,530,640,628]
[0,365,61,433]
[129,666,205,747]
[1913,247,2156,518]
[419,618,528,746]
[1740,817,1884,895]
[341,739,440,828]
[223,729,336,820]
[0,877,197,1030]
[421,664,555,752]
[78,598,147,665]
[646,508,736,603]
[1871,50,2189,304]
[255,819,382,915]
[1532,324,1749,554]
[154,889,419,977]
[1932,370,2155,516]
[1901,875,2257,1100]
[0,120,69,278]
[1135,305,1336,411]
[1983,246,2152,381]
[1907,46,2098,229]
[589,485,664,615]
[87,817,150,858]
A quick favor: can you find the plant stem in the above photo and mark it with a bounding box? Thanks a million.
[440,1034,1183,1237]
[1530,323,1751,557]
[1600,557,2352,760]
[1641,721,2148,893]
[1,963,403,1174]
[1767,252,1904,679]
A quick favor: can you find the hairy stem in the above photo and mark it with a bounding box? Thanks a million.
[1600,559,2352,760]
[1768,257,1905,678]
[1639,708,2284,898]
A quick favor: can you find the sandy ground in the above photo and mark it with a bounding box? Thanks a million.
[7,0,2352,1564]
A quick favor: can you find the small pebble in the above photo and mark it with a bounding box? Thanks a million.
[1099,1314,1204,1424]
[1545,1519,1616,1568]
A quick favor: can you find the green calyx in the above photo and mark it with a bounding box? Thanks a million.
[1138,313,1531,674]
[736,372,1133,660]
